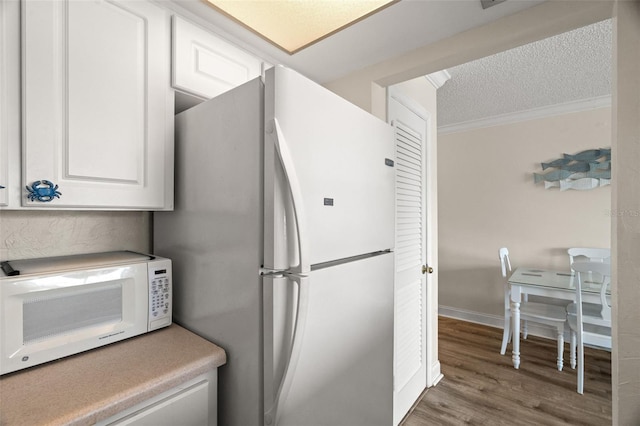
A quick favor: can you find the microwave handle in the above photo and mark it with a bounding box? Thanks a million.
[1,261,19,276]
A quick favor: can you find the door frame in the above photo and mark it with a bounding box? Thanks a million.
[388,86,441,391]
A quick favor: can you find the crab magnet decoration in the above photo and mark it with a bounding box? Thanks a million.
[26,180,61,202]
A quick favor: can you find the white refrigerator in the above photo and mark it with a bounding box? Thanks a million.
[154,66,395,426]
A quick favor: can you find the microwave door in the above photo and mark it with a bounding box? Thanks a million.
[1,262,150,375]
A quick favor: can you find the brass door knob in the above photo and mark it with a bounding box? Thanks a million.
[421,265,434,274]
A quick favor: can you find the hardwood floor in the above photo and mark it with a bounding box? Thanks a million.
[402,317,612,426]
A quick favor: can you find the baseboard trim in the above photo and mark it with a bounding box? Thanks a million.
[430,372,444,387]
[428,361,442,387]
[438,305,560,340]
[438,306,613,354]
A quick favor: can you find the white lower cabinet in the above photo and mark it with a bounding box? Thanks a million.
[97,370,218,426]
[21,0,174,210]
[172,15,265,100]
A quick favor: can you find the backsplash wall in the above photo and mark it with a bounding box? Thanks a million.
[0,211,151,260]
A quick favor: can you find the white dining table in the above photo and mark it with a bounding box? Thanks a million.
[507,267,609,369]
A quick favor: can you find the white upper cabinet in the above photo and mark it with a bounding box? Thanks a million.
[22,0,174,210]
[0,0,9,207]
[0,0,20,208]
[172,16,264,100]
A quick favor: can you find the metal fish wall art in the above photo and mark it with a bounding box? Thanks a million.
[590,160,610,172]
[535,147,612,191]
[584,169,611,179]
[559,178,599,191]
[561,162,592,173]
[534,169,573,184]
[545,178,610,191]
[541,158,571,170]
[562,149,603,162]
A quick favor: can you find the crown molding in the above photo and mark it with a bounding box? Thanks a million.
[438,95,612,135]
[424,70,451,89]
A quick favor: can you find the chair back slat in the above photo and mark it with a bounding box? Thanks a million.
[499,247,511,278]
[568,247,611,265]
[570,260,612,324]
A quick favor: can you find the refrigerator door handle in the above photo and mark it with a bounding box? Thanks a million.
[265,274,310,426]
[267,118,310,274]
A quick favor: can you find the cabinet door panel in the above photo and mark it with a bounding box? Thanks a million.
[110,380,209,426]
[0,0,20,208]
[67,0,144,182]
[172,16,263,99]
[22,0,173,209]
[0,0,9,206]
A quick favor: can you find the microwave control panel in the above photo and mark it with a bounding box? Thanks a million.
[148,258,172,331]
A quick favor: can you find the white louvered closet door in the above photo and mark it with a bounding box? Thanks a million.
[389,95,428,426]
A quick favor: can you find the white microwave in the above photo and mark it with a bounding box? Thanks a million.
[0,251,172,375]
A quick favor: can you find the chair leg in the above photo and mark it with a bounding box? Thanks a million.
[577,335,584,394]
[500,310,511,355]
[570,331,576,369]
[556,327,564,371]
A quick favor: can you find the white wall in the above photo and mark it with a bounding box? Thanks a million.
[611,1,640,422]
[438,107,611,317]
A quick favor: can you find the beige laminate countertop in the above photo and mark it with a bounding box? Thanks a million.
[0,324,226,426]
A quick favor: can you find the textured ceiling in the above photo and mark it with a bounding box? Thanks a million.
[164,0,545,83]
[437,19,612,128]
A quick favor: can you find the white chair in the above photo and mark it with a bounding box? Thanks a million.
[499,248,569,370]
[567,247,611,366]
[568,261,612,394]
[568,247,610,264]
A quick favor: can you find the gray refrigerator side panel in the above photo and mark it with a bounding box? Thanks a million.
[154,78,264,426]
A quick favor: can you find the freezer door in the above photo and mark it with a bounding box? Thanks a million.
[263,66,395,272]
[263,253,394,426]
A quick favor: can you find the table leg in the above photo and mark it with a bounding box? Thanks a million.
[511,300,521,369]
[556,327,564,371]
